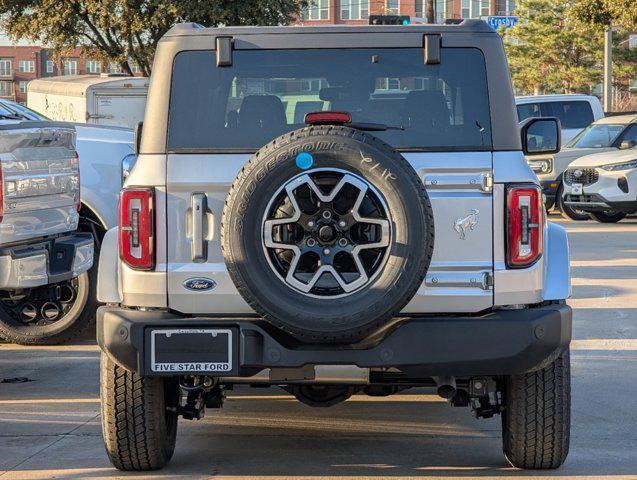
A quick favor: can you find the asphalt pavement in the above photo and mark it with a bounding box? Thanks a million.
[1,217,636,480]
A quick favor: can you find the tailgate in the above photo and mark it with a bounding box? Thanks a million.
[0,122,79,246]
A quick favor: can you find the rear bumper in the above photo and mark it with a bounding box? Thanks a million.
[97,303,572,378]
[0,233,94,289]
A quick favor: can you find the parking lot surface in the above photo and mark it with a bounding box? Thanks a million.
[1,217,636,480]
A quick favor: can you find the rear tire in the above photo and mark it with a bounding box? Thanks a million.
[556,184,589,221]
[588,210,626,223]
[502,349,571,469]
[100,353,179,471]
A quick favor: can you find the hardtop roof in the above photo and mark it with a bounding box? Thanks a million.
[164,19,495,38]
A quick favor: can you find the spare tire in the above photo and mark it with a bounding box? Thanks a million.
[221,126,434,343]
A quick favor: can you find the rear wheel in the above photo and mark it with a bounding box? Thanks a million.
[502,349,571,469]
[100,353,180,471]
[588,210,626,223]
[556,184,589,221]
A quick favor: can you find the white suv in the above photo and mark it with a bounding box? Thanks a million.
[562,148,637,222]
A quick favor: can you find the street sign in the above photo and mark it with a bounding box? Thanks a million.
[484,16,518,30]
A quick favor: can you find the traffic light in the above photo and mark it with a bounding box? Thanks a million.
[369,15,411,25]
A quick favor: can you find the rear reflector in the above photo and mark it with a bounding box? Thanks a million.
[305,111,351,125]
[506,185,543,268]
[119,188,154,270]
[74,151,81,212]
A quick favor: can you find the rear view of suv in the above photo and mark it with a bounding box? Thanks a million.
[97,21,572,471]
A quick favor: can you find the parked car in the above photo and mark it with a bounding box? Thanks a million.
[516,94,604,147]
[97,21,571,472]
[533,114,637,219]
[27,74,148,129]
[0,110,94,344]
[0,99,134,343]
[562,148,637,222]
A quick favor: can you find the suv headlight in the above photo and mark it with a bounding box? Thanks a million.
[528,158,552,174]
[601,159,637,171]
[121,154,138,184]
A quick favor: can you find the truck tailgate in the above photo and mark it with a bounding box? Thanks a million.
[0,122,79,247]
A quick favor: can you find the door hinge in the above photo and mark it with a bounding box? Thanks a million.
[483,272,494,290]
[481,172,494,193]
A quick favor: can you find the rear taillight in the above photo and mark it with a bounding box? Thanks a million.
[74,151,81,212]
[119,188,154,270]
[506,185,543,268]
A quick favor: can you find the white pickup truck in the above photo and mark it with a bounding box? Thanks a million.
[0,113,94,344]
[0,99,133,344]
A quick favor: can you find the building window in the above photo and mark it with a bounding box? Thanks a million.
[63,59,78,75]
[0,59,12,77]
[85,60,101,73]
[19,81,27,93]
[416,0,447,21]
[109,63,123,74]
[505,0,516,14]
[46,60,54,73]
[386,0,399,15]
[130,62,142,74]
[629,34,637,49]
[19,60,35,73]
[341,0,368,19]
[377,78,401,90]
[0,80,13,97]
[462,0,490,18]
[301,0,329,20]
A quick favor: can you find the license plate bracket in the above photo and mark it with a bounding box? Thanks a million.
[149,328,235,374]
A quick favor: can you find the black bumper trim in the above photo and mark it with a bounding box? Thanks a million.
[97,304,572,378]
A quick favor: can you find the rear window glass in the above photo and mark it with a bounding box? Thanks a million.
[167,48,492,151]
[517,100,594,130]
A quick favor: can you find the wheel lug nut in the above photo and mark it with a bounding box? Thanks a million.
[323,248,331,255]
[338,220,346,228]
[307,220,315,228]
[322,210,332,219]
[338,238,348,247]
[307,238,317,247]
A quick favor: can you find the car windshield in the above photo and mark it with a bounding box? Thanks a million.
[567,123,625,148]
[168,48,493,151]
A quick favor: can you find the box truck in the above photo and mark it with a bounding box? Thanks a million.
[27,74,148,128]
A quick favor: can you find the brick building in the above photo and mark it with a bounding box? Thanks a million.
[295,0,516,25]
[0,45,141,104]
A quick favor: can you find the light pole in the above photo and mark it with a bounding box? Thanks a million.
[603,23,612,112]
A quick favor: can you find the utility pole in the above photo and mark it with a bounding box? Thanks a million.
[603,23,613,112]
[426,0,435,23]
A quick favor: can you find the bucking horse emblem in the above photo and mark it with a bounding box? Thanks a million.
[453,209,479,240]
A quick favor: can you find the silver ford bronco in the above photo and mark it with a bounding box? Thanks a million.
[97,20,572,471]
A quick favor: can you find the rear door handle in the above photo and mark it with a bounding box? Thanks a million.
[191,193,207,262]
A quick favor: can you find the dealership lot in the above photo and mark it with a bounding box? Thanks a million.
[0,217,636,480]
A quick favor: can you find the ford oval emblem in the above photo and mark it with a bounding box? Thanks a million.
[183,277,216,291]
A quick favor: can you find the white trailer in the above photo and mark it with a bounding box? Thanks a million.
[27,74,148,128]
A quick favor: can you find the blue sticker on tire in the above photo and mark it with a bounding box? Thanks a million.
[295,152,314,170]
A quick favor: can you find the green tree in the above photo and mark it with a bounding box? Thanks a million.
[0,0,306,76]
[571,0,637,30]
[502,0,604,95]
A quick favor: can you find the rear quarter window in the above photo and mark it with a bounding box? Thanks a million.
[167,47,492,152]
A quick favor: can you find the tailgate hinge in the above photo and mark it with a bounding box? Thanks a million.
[481,172,494,193]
